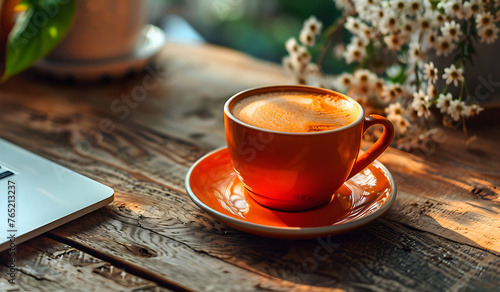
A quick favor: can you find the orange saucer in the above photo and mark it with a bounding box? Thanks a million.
[185,148,397,239]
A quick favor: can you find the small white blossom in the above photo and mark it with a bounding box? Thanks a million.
[441,20,462,42]
[442,64,464,87]
[476,12,494,30]
[303,16,322,35]
[388,114,411,135]
[467,0,482,15]
[344,44,366,64]
[345,16,363,34]
[469,104,485,117]
[440,0,464,19]
[350,36,368,48]
[354,69,377,85]
[478,24,500,44]
[411,90,432,118]
[435,36,456,57]
[385,102,405,116]
[424,31,438,51]
[417,13,432,33]
[381,84,403,102]
[282,56,296,74]
[379,12,400,34]
[391,0,407,13]
[423,62,438,84]
[436,93,453,113]
[407,0,422,16]
[300,29,316,46]
[335,73,353,91]
[427,83,437,99]
[432,11,446,27]
[384,33,406,51]
[401,18,416,37]
[409,42,423,62]
[334,0,355,15]
[285,38,299,54]
[448,99,471,121]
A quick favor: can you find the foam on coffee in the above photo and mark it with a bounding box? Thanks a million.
[231,91,359,133]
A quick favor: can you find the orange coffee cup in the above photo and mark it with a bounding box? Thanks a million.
[224,85,394,211]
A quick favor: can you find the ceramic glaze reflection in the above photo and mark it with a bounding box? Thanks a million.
[189,149,393,229]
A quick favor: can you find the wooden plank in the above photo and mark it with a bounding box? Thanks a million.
[0,95,498,291]
[373,126,500,255]
[0,236,173,291]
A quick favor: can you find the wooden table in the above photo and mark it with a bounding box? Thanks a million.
[0,42,499,291]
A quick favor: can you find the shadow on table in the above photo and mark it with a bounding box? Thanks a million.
[223,216,492,291]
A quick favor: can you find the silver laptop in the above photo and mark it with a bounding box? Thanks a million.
[0,138,114,251]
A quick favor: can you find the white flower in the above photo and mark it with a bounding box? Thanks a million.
[374,78,385,98]
[354,69,377,85]
[440,0,464,19]
[385,102,405,116]
[334,0,355,15]
[448,99,471,121]
[350,36,368,48]
[407,0,422,16]
[478,24,500,44]
[384,33,406,51]
[381,84,402,102]
[441,20,462,42]
[300,28,316,46]
[305,63,319,75]
[401,18,416,37]
[423,62,438,84]
[425,31,438,50]
[345,16,363,34]
[409,42,423,62]
[343,44,365,64]
[303,16,322,35]
[476,12,494,30]
[432,11,446,27]
[293,46,311,67]
[467,0,482,15]
[336,73,353,90]
[469,104,484,117]
[282,56,296,74]
[285,38,299,54]
[359,25,375,41]
[369,6,386,22]
[388,114,411,135]
[417,14,432,33]
[411,90,432,118]
[379,12,400,34]
[435,36,456,57]
[333,43,346,59]
[462,2,473,19]
[427,83,437,99]
[436,93,453,113]
[442,64,464,87]
[391,0,407,13]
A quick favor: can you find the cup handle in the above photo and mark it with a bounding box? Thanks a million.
[347,115,394,180]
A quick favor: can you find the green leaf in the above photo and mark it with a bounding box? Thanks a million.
[2,0,76,81]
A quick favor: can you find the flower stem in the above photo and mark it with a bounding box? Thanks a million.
[317,17,346,72]
[462,116,468,139]
[459,80,465,101]
[415,63,420,92]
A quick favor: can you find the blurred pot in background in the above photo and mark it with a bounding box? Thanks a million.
[47,0,148,62]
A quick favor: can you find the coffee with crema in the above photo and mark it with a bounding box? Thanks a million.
[231,91,360,133]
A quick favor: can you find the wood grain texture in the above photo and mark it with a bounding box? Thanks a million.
[0,42,499,291]
[0,236,172,291]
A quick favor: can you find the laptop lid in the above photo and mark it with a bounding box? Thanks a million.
[0,138,114,251]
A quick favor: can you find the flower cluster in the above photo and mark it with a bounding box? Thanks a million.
[282,0,493,150]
